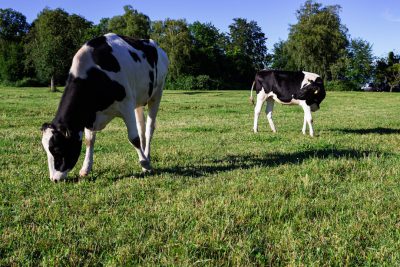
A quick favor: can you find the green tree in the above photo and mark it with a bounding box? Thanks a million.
[25,8,92,91]
[228,18,267,70]
[0,8,29,82]
[285,0,348,80]
[225,18,268,84]
[188,21,225,77]
[374,52,400,91]
[151,19,192,80]
[270,40,290,70]
[387,63,400,92]
[108,5,150,38]
[0,8,29,41]
[91,18,110,37]
[345,38,374,86]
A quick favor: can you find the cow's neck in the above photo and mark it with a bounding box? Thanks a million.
[52,83,91,134]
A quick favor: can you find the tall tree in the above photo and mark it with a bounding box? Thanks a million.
[387,64,400,92]
[108,5,150,38]
[188,21,225,77]
[374,52,400,91]
[345,38,374,86]
[151,19,192,80]
[226,18,267,83]
[270,40,290,70]
[25,8,92,91]
[228,18,267,70]
[0,8,29,82]
[0,8,29,41]
[285,0,348,80]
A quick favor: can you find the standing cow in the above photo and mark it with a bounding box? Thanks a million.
[250,70,326,136]
[41,33,169,181]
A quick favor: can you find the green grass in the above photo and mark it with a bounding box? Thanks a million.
[1,87,400,266]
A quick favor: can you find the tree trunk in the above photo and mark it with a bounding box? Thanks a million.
[50,76,56,92]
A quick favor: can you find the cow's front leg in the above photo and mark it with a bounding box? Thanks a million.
[265,98,276,133]
[122,105,152,173]
[301,102,314,137]
[79,128,96,177]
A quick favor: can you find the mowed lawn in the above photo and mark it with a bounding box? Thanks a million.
[1,86,400,266]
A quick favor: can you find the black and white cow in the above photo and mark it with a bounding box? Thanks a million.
[250,70,326,137]
[41,33,169,181]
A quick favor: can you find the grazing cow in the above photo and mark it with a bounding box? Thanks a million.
[41,33,169,181]
[250,70,325,136]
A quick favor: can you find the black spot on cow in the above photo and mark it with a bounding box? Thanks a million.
[130,136,141,149]
[118,35,158,68]
[254,70,326,107]
[149,70,154,83]
[148,71,155,96]
[87,36,120,72]
[129,51,141,62]
[148,82,154,97]
[53,67,126,132]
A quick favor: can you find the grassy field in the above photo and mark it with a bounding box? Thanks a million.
[1,86,400,266]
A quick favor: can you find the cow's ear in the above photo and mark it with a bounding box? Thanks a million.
[41,123,52,132]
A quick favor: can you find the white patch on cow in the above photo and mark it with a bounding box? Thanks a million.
[52,170,68,181]
[301,71,320,88]
[69,45,94,79]
[41,128,55,180]
[299,100,314,136]
[266,91,301,105]
[41,128,70,181]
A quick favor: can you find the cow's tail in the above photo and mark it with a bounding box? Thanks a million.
[249,81,255,105]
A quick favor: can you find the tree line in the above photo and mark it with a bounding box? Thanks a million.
[0,0,399,91]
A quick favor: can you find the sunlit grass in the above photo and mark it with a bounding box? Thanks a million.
[1,87,400,265]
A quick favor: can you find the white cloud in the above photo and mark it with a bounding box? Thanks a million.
[383,10,400,22]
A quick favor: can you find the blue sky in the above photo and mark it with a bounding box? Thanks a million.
[1,0,399,57]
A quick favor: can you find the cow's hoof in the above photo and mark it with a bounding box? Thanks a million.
[253,129,258,133]
[140,160,152,172]
[79,169,89,177]
[142,168,154,174]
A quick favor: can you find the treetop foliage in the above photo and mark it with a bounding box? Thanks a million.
[0,1,398,91]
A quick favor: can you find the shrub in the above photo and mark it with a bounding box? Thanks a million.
[15,77,43,87]
[326,80,358,91]
[166,75,222,90]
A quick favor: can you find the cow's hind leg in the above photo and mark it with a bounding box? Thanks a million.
[253,93,266,133]
[135,106,146,151]
[265,98,276,133]
[79,128,96,177]
[144,91,162,160]
[122,104,152,172]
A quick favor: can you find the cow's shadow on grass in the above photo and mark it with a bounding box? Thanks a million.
[156,148,389,178]
[69,147,390,182]
[335,127,400,135]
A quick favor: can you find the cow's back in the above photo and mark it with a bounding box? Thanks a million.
[95,34,168,106]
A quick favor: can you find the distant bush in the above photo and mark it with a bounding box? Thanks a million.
[15,77,43,87]
[166,75,222,90]
[326,80,358,91]
[0,77,44,87]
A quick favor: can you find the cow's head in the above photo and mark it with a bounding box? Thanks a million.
[41,123,82,181]
[299,77,326,112]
